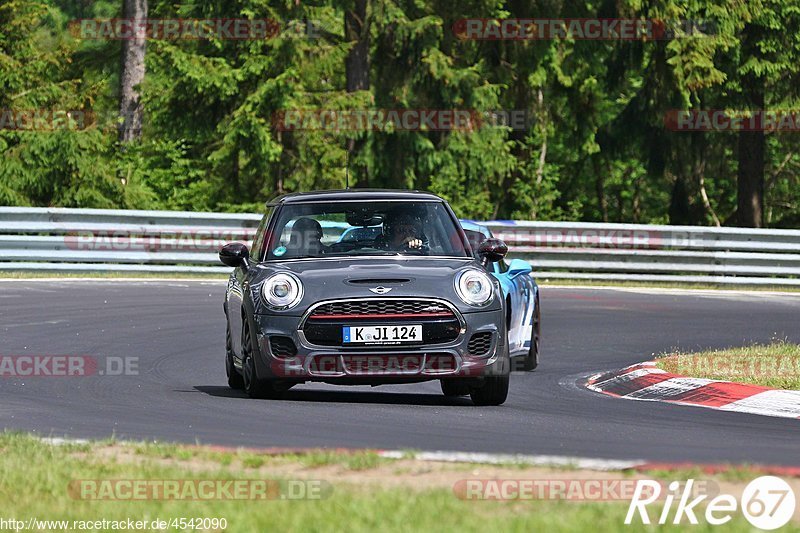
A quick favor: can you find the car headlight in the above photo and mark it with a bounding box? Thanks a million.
[454,269,494,307]
[261,273,303,310]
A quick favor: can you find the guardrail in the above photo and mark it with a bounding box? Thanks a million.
[484,221,800,286]
[1,207,799,285]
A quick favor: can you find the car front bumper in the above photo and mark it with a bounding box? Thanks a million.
[250,309,507,384]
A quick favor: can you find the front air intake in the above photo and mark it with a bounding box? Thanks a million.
[467,332,493,357]
[269,336,297,358]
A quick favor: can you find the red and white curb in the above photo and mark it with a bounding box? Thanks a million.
[587,361,800,420]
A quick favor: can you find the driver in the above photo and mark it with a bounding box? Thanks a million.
[286,217,325,257]
[378,212,429,251]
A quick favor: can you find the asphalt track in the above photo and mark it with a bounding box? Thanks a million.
[1,280,799,465]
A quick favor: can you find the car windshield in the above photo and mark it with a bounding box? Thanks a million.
[265,201,470,260]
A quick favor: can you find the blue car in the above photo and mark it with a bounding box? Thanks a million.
[461,221,540,370]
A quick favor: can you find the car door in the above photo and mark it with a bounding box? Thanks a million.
[494,260,522,355]
[501,257,539,357]
[514,268,537,353]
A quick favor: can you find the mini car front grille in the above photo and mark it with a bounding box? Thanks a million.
[269,336,297,358]
[308,299,455,320]
[467,332,493,357]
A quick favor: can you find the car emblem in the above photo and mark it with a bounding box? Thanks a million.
[369,286,392,295]
[422,305,446,312]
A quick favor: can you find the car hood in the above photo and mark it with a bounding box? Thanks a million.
[250,257,502,315]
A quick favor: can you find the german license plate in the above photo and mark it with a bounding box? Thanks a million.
[342,325,423,344]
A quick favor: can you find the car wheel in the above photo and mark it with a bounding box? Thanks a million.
[469,374,510,406]
[523,296,540,371]
[241,317,291,399]
[470,338,510,406]
[440,379,470,397]
[226,323,244,390]
[241,318,271,399]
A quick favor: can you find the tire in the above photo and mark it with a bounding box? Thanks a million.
[241,317,291,399]
[440,380,470,397]
[225,323,244,390]
[523,296,540,371]
[470,333,510,406]
[469,374,510,406]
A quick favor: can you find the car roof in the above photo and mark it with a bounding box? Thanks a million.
[266,189,445,206]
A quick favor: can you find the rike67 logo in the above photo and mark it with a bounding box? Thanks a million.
[626,476,796,530]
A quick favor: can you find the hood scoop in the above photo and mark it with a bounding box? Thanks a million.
[345,278,412,285]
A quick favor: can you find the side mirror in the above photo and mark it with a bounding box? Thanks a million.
[477,238,508,265]
[219,242,250,268]
[507,258,533,277]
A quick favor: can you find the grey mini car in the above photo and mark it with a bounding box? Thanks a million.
[219,189,512,405]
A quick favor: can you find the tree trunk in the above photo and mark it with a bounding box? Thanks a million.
[737,125,765,228]
[118,0,147,144]
[345,0,369,187]
[736,24,765,228]
[231,144,240,197]
[594,159,608,222]
[632,176,642,223]
[692,132,720,226]
[698,172,721,227]
[276,131,286,195]
[345,0,369,92]
[669,175,692,225]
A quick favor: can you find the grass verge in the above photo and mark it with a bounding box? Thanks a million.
[1,433,786,532]
[656,342,800,389]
